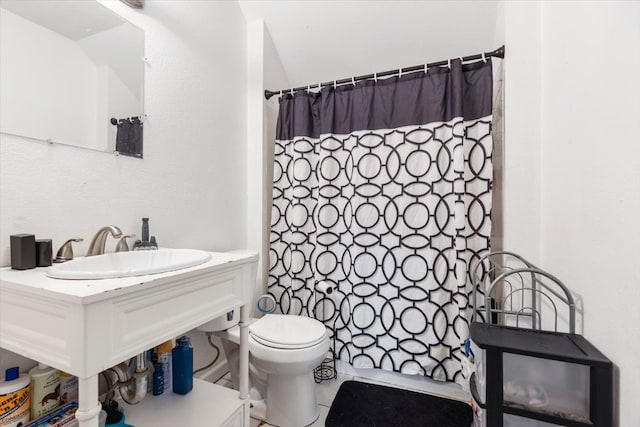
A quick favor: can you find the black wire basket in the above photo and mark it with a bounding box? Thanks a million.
[313,290,338,383]
[314,348,337,383]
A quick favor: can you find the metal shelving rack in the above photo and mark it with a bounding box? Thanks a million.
[469,252,614,426]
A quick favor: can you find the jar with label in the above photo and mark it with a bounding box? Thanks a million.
[59,371,78,405]
[0,367,31,427]
[28,363,60,419]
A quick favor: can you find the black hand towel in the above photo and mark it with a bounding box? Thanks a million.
[115,117,143,157]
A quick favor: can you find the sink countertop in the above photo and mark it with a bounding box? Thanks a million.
[0,250,258,305]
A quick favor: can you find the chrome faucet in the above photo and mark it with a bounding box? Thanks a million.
[86,225,123,256]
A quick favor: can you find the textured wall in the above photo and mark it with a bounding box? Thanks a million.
[238,1,501,88]
[504,2,640,425]
[503,1,543,263]
[538,2,640,425]
[245,19,289,303]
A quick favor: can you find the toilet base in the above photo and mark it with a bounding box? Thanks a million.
[212,316,329,427]
[265,372,319,427]
[249,397,319,427]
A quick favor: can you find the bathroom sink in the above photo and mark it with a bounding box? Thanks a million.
[46,248,213,280]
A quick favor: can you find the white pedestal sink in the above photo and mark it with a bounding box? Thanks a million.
[46,248,213,280]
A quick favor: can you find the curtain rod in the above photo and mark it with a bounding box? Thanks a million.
[264,45,504,100]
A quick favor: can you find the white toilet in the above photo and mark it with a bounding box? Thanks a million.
[199,313,330,427]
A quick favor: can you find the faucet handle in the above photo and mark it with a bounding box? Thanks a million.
[115,234,136,253]
[54,238,83,262]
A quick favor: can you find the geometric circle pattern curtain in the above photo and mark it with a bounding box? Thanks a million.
[269,59,493,383]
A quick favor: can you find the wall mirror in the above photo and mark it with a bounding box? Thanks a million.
[0,0,145,157]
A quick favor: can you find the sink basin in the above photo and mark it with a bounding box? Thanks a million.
[46,249,213,280]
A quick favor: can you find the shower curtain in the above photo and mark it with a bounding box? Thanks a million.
[269,59,493,384]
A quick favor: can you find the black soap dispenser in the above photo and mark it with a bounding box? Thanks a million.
[133,217,158,250]
[141,217,150,242]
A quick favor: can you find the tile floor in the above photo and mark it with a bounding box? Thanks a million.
[214,371,468,427]
[214,371,340,427]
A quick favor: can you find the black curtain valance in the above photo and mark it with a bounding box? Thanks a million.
[276,59,492,140]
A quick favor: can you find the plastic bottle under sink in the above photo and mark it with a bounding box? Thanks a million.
[29,363,60,420]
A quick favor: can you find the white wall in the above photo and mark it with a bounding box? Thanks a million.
[0,9,97,149]
[245,19,289,302]
[239,1,500,87]
[262,26,289,296]
[504,1,640,425]
[502,1,543,264]
[539,2,640,425]
[0,0,247,373]
[246,19,266,301]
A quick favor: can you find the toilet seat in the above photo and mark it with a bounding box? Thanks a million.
[249,314,327,350]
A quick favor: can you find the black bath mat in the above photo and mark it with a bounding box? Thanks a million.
[325,380,473,427]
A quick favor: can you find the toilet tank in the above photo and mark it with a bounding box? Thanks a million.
[198,308,239,332]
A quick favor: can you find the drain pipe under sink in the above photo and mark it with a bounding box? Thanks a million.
[105,353,149,405]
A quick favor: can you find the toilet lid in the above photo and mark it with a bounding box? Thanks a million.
[250,314,327,349]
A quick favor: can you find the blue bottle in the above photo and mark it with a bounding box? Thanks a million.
[152,362,164,395]
[172,336,193,394]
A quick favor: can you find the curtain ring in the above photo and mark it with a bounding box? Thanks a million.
[333,80,337,89]
[459,56,464,64]
[279,90,283,97]
[352,76,356,86]
[374,72,377,83]
[447,59,451,69]
[424,63,428,74]
[482,52,487,63]
[398,68,402,78]
[318,83,322,91]
[307,85,310,93]
[290,88,294,96]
